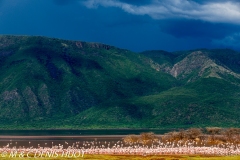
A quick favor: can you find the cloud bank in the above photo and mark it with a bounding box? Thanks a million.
[82,0,240,24]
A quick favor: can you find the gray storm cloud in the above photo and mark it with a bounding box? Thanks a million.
[82,0,240,24]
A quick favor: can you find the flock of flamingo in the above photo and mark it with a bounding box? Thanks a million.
[1,128,240,157]
[1,138,240,157]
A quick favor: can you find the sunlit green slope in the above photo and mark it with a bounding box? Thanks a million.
[0,35,176,128]
[1,35,240,129]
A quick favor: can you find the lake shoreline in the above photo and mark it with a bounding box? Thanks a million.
[0,135,128,139]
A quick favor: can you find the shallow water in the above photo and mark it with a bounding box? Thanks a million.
[0,136,124,148]
[0,129,171,148]
[0,129,172,136]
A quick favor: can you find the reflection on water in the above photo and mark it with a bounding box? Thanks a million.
[0,129,172,136]
[0,129,172,148]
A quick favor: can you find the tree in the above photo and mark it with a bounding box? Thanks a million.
[139,132,158,145]
[206,127,222,142]
[185,128,202,140]
[222,128,240,142]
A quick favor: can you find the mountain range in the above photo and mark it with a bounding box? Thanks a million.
[0,35,240,129]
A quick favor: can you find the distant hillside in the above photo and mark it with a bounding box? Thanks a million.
[142,49,240,84]
[0,35,240,129]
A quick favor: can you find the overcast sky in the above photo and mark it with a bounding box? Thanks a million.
[0,0,240,52]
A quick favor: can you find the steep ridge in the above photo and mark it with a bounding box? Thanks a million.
[0,35,240,129]
[0,35,176,128]
[136,49,240,128]
[142,49,240,84]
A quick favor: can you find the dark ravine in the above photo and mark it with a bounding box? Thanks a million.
[0,35,240,129]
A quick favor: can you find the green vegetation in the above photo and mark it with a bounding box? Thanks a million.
[0,35,240,129]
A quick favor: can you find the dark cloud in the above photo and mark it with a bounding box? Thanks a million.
[52,0,78,5]
[118,0,151,5]
[213,33,240,50]
[119,0,238,5]
[159,20,240,39]
[1,0,240,52]
[193,0,239,3]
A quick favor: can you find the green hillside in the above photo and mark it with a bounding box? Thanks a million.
[0,35,240,129]
[132,78,240,128]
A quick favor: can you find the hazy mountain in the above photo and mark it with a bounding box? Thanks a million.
[0,35,239,129]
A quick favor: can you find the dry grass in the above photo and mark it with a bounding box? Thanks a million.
[161,127,240,145]
[66,155,240,160]
[123,132,158,145]
[1,154,240,160]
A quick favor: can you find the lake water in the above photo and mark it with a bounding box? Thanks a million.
[0,129,172,136]
[0,129,172,148]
